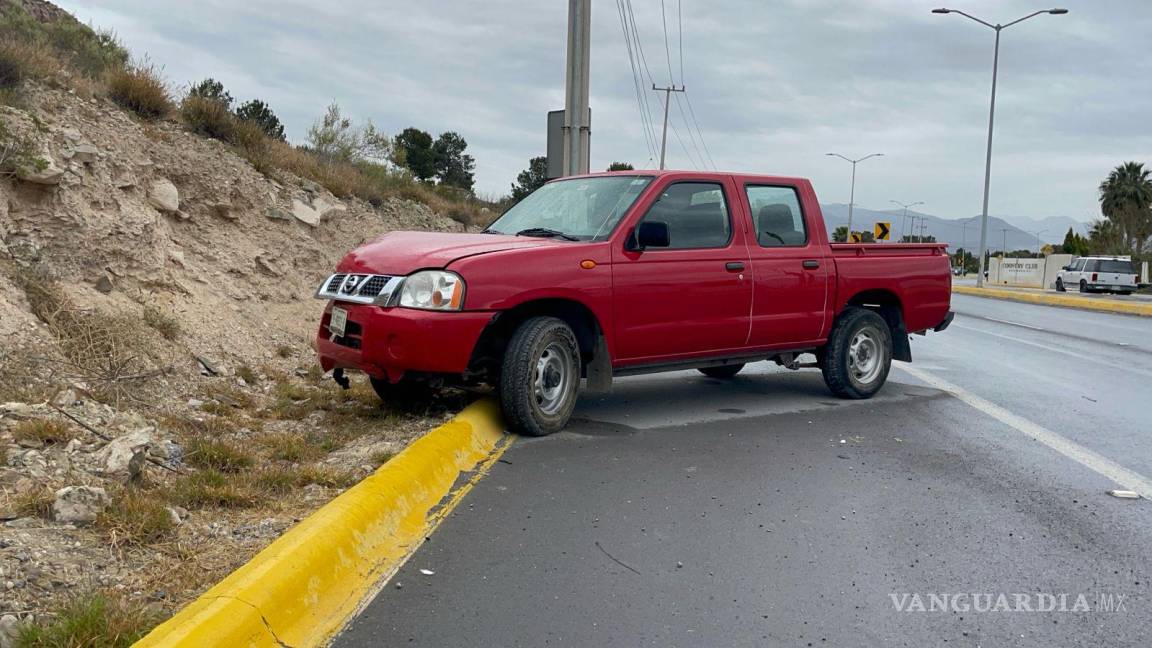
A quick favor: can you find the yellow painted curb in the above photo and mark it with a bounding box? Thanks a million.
[953,285,1152,317]
[135,399,509,648]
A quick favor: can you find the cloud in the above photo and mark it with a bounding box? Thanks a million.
[56,0,1152,223]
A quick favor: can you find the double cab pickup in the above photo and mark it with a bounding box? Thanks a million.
[315,171,954,435]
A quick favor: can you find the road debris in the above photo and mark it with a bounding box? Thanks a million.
[1107,490,1140,499]
[419,569,435,575]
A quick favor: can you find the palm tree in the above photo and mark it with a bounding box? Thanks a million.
[1098,161,1152,255]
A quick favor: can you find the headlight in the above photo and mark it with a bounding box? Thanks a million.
[397,270,465,311]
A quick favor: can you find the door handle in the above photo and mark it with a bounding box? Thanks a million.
[803,260,820,269]
[726,262,745,272]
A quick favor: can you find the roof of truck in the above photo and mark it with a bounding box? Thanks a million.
[569,169,812,184]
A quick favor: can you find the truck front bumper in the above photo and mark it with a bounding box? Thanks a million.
[315,302,495,382]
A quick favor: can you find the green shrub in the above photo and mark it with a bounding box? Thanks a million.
[96,489,176,546]
[107,63,170,119]
[185,437,254,473]
[15,591,160,648]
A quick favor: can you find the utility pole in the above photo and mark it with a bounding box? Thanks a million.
[562,0,591,176]
[827,153,884,237]
[652,84,685,170]
[890,200,924,242]
[932,7,1068,287]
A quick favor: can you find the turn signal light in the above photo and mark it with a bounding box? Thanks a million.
[580,259,597,269]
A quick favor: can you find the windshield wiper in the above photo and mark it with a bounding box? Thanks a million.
[514,227,579,241]
[479,228,502,234]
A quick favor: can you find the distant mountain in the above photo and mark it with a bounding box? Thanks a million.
[819,203,1059,252]
[992,215,1090,238]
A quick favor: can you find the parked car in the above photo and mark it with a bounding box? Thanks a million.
[314,171,954,435]
[1054,256,1139,294]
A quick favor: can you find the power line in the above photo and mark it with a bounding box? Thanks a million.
[683,92,717,169]
[660,0,675,84]
[677,0,684,83]
[672,91,709,169]
[614,0,658,162]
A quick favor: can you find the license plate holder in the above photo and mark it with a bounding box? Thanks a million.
[329,307,348,337]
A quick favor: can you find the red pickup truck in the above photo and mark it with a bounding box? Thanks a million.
[315,171,953,435]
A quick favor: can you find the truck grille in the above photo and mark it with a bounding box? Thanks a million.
[315,273,401,305]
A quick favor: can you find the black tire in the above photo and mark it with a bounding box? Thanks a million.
[370,376,435,411]
[1079,279,1088,293]
[820,307,892,400]
[499,316,581,436]
[1118,291,1133,296]
[1055,278,1065,292]
[698,364,744,379]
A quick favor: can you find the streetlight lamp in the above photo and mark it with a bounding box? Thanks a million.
[890,200,924,241]
[827,152,884,239]
[932,7,1067,287]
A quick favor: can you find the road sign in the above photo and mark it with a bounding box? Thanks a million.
[874,221,891,241]
[850,232,862,243]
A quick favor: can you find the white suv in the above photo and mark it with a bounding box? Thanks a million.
[1055,256,1138,295]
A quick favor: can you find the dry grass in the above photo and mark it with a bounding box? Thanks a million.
[106,63,171,120]
[235,364,259,384]
[275,345,295,358]
[11,267,163,404]
[0,40,57,90]
[179,94,235,141]
[184,437,254,473]
[142,304,181,341]
[12,419,73,446]
[12,482,54,519]
[258,432,325,463]
[14,590,160,648]
[165,469,259,510]
[96,488,176,547]
[370,449,395,467]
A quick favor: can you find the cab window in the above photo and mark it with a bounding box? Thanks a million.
[638,182,732,249]
[745,185,807,247]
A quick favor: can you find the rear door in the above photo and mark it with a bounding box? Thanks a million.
[612,178,753,362]
[742,182,830,347]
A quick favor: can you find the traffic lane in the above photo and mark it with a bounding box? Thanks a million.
[335,381,1151,648]
[907,309,1152,477]
[951,293,1152,353]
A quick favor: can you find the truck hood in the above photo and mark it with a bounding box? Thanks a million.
[336,231,555,275]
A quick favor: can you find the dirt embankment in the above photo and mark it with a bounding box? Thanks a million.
[0,80,471,642]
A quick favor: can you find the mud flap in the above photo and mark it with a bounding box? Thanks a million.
[584,333,613,393]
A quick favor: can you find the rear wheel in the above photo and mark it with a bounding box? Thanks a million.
[820,308,892,399]
[499,316,581,436]
[698,364,744,379]
[1055,278,1065,292]
[1079,279,1088,293]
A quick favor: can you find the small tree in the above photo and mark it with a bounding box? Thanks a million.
[432,131,476,192]
[306,102,390,165]
[832,225,848,243]
[188,78,232,108]
[394,128,436,181]
[235,99,285,141]
[511,156,549,202]
[607,161,634,171]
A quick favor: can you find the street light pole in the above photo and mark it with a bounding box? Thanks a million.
[1030,229,1046,256]
[827,152,884,239]
[932,7,1067,287]
[890,200,924,242]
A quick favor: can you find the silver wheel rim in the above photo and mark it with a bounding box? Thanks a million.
[533,342,573,416]
[848,329,883,385]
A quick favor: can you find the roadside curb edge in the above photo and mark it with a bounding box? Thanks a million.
[134,398,508,648]
[953,285,1152,317]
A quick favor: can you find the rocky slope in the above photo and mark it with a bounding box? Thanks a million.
[0,77,472,641]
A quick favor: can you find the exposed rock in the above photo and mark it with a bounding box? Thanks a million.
[51,389,78,407]
[147,179,180,212]
[265,206,292,221]
[290,198,321,226]
[94,273,114,293]
[52,485,109,525]
[209,201,236,220]
[16,158,65,185]
[95,428,154,475]
[0,615,19,648]
[67,144,99,164]
[255,253,284,277]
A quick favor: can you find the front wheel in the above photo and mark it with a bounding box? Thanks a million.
[499,316,581,436]
[1055,278,1065,292]
[820,308,892,399]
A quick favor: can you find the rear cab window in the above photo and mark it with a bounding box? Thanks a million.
[745,185,808,247]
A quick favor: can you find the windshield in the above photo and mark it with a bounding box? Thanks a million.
[485,175,653,241]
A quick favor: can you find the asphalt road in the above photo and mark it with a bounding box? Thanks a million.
[336,296,1152,647]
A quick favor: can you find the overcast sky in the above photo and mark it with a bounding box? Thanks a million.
[56,0,1152,222]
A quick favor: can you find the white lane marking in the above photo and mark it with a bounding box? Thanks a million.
[952,323,1152,379]
[897,364,1152,499]
[981,316,1046,331]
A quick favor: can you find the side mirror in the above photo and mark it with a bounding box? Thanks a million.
[1062,265,1072,271]
[634,221,670,250]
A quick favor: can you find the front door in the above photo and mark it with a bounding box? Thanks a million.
[612,179,753,363]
